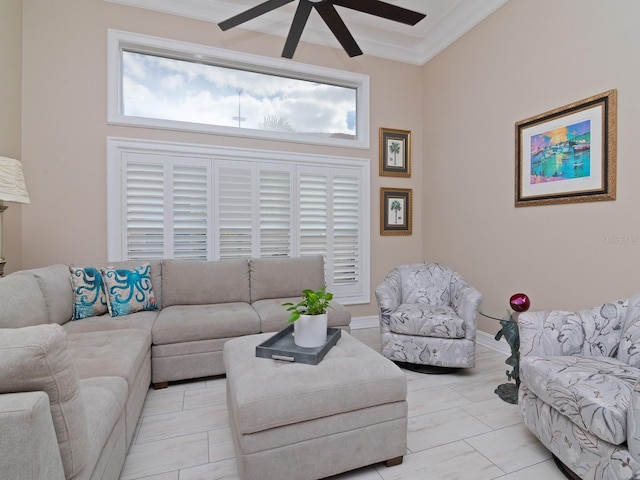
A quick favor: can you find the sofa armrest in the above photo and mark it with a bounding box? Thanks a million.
[375,269,402,333]
[628,378,640,463]
[0,392,65,480]
[519,300,628,359]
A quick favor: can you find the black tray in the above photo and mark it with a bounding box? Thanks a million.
[256,325,341,365]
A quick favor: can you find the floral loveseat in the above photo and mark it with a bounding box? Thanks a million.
[518,294,640,480]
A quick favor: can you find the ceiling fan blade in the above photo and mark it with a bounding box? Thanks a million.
[282,1,313,58]
[315,3,363,57]
[332,0,426,26]
[218,0,295,31]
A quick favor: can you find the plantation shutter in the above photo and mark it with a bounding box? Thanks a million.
[298,170,328,258]
[216,163,254,259]
[109,139,370,304]
[172,162,210,259]
[124,153,165,260]
[332,172,360,288]
[259,168,292,257]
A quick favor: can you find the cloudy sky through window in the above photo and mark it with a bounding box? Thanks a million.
[122,51,357,138]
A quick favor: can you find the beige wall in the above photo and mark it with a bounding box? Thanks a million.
[16,0,639,325]
[18,0,424,316]
[422,0,640,334]
[0,0,23,275]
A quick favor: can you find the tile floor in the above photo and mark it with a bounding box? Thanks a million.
[120,328,567,480]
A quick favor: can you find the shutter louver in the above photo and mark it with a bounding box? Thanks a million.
[126,161,164,260]
[333,175,360,286]
[218,166,253,259]
[173,164,209,259]
[299,173,328,257]
[260,169,291,257]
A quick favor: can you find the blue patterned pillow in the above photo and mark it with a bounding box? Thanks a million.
[101,263,158,317]
[69,266,109,320]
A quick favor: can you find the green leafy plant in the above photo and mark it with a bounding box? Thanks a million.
[282,286,333,323]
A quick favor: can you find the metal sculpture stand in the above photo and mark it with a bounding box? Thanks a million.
[494,319,520,404]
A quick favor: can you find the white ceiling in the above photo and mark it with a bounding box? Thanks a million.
[106,0,508,65]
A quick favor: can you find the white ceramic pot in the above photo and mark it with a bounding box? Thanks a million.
[293,313,328,348]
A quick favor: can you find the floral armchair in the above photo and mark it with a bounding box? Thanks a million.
[375,263,482,369]
[518,295,640,480]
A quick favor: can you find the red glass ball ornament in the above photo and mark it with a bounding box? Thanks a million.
[509,293,530,312]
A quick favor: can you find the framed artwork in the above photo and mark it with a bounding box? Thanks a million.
[515,89,617,207]
[379,128,411,177]
[380,188,412,235]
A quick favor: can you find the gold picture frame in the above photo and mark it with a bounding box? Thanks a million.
[515,89,617,207]
[380,188,412,235]
[379,128,411,177]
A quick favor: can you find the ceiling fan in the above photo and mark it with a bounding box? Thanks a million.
[218,0,426,59]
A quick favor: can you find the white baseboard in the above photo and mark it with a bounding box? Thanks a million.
[350,315,380,330]
[476,329,510,355]
[352,315,510,356]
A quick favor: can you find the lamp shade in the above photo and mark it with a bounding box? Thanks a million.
[0,157,30,204]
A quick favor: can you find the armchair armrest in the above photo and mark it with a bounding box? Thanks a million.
[449,273,483,324]
[0,392,65,480]
[375,268,402,333]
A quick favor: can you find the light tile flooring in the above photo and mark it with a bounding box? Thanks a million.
[120,328,567,480]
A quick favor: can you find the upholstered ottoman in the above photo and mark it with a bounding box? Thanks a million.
[223,331,408,480]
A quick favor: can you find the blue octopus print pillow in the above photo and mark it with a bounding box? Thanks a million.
[69,266,109,320]
[101,263,158,317]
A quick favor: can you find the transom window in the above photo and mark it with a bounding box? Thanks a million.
[108,30,370,149]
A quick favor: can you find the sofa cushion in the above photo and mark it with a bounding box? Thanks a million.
[618,294,640,367]
[70,266,109,320]
[0,274,48,328]
[161,259,250,307]
[66,329,151,385]
[101,263,158,317]
[78,376,127,480]
[153,303,260,345]
[579,301,628,357]
[30,264,74,325]
[0,324,88,478]
[62,310,157,335]
[389,304,465,339]
[249,256,325,303]
[252,298,351,333]
[520,354,639,445]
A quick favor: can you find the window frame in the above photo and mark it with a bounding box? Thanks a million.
[106,136,371,305]
[107,29,370,149]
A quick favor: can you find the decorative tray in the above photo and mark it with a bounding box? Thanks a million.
[256,325,341,365]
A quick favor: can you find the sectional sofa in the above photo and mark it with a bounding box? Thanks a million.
[0,255,350,480]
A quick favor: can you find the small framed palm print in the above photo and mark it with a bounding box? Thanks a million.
[381,188,412,235]
[380,128,411,177]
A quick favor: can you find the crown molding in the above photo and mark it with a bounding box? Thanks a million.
[105,0,509,65]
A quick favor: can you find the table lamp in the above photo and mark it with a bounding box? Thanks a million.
[0,156,30,276]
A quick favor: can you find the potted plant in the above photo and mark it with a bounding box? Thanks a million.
[283,286,333,348]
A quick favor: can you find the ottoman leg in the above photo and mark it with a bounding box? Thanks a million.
[386,456,404,467]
